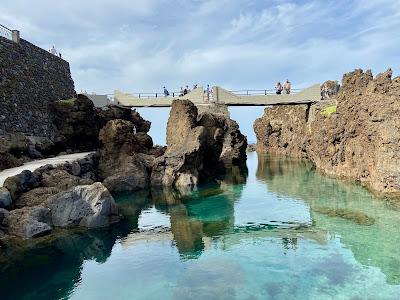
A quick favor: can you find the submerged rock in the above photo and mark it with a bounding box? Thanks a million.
[46,182,119,228]
[313,207,375,226]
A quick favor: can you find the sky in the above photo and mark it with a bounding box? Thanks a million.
[2,0,400,95]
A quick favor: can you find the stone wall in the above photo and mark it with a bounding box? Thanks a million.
[0,37,75,138]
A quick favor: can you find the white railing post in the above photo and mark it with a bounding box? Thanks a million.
[11,30,20,43]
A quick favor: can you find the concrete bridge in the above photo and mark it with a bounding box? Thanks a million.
[113,84,321,107]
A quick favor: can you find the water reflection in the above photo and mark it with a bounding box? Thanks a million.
[256,153,400,285]
[0,153,399,299]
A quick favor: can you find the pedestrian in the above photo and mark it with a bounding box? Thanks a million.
[275,82,283,95]
[180,87,184,96]
[50,45,57,56]
[163,86,170,97]
[59,52,62,59]
[283,79,291,94]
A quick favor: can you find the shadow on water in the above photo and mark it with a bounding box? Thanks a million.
[1,153,400,299]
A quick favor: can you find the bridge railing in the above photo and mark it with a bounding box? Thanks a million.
[117,88,304,99]
[229,88,302,96]
[0,24,20,43]
[0,24,12,40]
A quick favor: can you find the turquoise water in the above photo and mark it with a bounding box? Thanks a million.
[1,152,400,299]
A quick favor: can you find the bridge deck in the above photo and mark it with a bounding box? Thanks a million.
[114,84,321,107]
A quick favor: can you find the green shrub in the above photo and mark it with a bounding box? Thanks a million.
[56,98,77,106]
[321,105,337,118]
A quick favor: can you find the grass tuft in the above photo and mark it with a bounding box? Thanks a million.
[321,105,337,118]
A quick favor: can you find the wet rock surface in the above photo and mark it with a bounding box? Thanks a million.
[254,68,400,197]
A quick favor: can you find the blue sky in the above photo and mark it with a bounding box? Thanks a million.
[2,0,400,94]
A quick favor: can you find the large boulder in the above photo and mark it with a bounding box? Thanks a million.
[97,119,151,193]
[41,169,93,190]
[3,170,39,200]
[102,155,148,193]
[97,106,151,133]
[197,103,247,167]
[15,187,61,208]
[51,95,101,151]
[0,137,22,171]
[46,183,119,228]
[2,206,52,239]
[0,188,12,209]
[151,100,243,188]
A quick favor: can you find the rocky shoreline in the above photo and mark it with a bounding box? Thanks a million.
[254,68,400,198]
[0,97,247,243]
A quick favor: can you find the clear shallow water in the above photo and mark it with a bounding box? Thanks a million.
[1,152,400,300]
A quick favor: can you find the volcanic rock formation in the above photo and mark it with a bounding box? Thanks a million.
[254,68,400,197]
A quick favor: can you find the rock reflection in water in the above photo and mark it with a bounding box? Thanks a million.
[256,153,400,284]
[1,153,400,300]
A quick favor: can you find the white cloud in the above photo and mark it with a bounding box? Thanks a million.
[2,0,400,94]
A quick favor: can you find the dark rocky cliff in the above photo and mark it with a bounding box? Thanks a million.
[254,68,400,197]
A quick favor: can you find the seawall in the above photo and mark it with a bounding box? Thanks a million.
[0,36,75,138]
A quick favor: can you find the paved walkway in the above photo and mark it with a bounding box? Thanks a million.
[0,152,93,187]
[114,84,321,107]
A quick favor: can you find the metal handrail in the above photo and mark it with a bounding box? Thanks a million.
[0,24,12,40]
[105,87,306,99]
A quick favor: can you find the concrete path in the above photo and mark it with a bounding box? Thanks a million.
[0,152,93,187]
[115,84,321,107]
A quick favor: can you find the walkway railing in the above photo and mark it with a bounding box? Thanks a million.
[116,88,304,99]
[229,88,302,96]
[0,24,12,40]
[0,24,20,43]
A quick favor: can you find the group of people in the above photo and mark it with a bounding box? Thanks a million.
[163,84,199,97]
[275,79,292,95]
[48,45,62,59]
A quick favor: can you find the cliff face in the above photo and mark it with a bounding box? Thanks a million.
[254,68,400,197]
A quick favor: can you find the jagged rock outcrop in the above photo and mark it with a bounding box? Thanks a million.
[51,95,102,151]
[97,119,154,193]
[254,68,400,197]
[198,104,247,167]
[321,80,340,100]
[151,100,246,188]
[51,94,152,152]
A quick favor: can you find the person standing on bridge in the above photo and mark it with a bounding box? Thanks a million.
[283,80,291,94]
[49,45,57,56]
[275,82,283,95]
[163,86,170,97]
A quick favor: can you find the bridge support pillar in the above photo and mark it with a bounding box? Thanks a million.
[212,86,220,103]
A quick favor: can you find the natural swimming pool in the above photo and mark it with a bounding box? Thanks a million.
[1,152,399,299]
